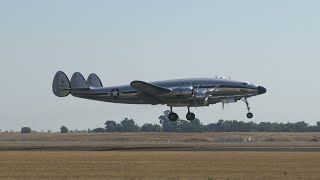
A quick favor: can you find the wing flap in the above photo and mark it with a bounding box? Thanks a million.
[130,81,171,95]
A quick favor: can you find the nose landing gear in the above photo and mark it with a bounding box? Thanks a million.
[243,98,253,119]
[246,112,253,119]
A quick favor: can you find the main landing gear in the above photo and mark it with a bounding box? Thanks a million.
[168,106,179,121]
[186,107,195,121]
[243,98,253,119]
[168,106,196,121]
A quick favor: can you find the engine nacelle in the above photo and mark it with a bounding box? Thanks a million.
[170,86,193,96]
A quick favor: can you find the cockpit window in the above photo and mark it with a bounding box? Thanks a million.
[243,82,249,85]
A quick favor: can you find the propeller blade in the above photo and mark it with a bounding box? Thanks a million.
[204,97,209,106]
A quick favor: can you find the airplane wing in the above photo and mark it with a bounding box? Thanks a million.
[130,81,171,95]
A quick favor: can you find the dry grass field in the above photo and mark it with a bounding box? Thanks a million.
[0,133,319,179]
[1,132,319,143]
[1,132,319,150]
[0,151,319,180]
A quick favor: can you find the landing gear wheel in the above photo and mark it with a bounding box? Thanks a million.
[186,112,195,121]
[168,112,179,121]
[247,112,253,119]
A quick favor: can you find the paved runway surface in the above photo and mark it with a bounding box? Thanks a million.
[1,146,320,152]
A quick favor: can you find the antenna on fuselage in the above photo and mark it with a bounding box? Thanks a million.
[218,76,231,80]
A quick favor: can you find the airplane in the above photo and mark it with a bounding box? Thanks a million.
[52,71,266,121]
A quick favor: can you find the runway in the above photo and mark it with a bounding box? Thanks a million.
[1,145,320,152]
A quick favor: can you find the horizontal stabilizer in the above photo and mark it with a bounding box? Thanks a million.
[70,72,90,90]
[52,71,71,97]
[87,73,103,87]
[130,81,171,95]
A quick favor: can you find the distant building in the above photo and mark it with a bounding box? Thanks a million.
[218,137,258,143]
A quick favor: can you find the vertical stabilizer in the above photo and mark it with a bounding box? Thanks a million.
[52,71,71,97]
[87,73,103,87]
[70,72,90,89]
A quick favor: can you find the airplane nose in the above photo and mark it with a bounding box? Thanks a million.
[258,86,267,95]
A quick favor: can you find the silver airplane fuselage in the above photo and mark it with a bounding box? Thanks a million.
[52,71,267,120]
[74,78,264,106]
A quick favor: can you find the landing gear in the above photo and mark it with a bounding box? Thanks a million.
[243,98,253,119]
[168,106,179,121]
[246,112,253,119]
[186,106,195,121]
[186,112,195,121]
[169,112,179,121]
[168,106,196,121]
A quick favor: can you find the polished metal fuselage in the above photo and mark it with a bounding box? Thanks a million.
[72,78,261,107]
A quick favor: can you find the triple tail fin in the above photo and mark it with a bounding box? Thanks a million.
[87,73,103,87]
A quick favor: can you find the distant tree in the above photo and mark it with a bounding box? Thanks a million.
[180,118,204,132]
[217,119,224,131]
[119,118,139,132]
[153,124,162,132]
[105,120,119,132]
[141,123,162,132]
[21,127,32,133]
[141,123,155,132]
[179,120,190,132]
[93,127,106,133]
[281,127,293,132]
[159,110,181,132]
[204,123,218,132]
[292,121,308,132]
[317,121,320,127]
[60,126,69,133]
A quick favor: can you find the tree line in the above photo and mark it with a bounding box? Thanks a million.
[18,111,320,133]
[92,111,320,133]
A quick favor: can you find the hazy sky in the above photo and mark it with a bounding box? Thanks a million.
[1,0,319,131]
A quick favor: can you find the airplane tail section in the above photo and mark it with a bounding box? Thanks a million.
[87,73,103,87]
[52,71,71,97]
